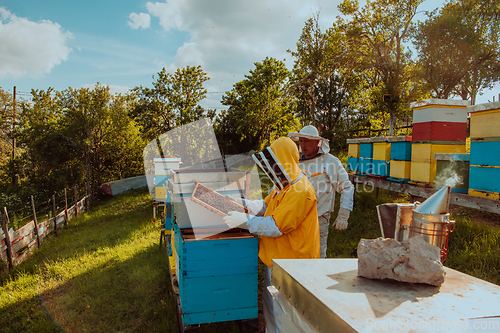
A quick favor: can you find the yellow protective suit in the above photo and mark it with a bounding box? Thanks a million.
[258,137,320,268]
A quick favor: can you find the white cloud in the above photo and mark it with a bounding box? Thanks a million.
[0,7,73,78]
[141,0,341,96]
[146,0,185,31]
[127,12,151,30]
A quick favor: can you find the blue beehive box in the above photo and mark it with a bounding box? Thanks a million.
[173,223,258,325]
[469,140,500,196]
[347,157,359,173]
[390,141,412,161]
[358,139,373,175]
[371,160,390,177]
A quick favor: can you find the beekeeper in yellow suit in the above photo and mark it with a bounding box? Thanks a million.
[289,125,354,258]
[223,136,320,333]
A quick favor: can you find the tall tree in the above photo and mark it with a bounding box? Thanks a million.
[17,85,145,199]
[130,66,214,141]
[217,57,299,154]
[414,0,500,104]
[337,0,424,135]
[288,15,340,126]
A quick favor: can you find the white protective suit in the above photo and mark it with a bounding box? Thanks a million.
[293,134,355,258]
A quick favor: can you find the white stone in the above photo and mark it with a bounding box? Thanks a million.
[357,236,445,286]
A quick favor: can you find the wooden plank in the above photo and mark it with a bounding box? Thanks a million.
[10,221,35,243]
[12,233,37,260]
[349,174,500,214]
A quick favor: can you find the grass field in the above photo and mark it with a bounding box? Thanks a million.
[1,186,499,332]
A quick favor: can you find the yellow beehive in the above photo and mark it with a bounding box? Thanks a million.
[373,142,391,161]
[410,162,435,184]
[390,160,411,180]
[155,186,167,201]
[467,102,500,139]
[412,143,466,163]
[348,143,360,158]
[468,189,500,200]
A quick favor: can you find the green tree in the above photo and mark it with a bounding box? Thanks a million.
[59,85,145,195]
[217,57,299,154]
[288,16,341,126]
[130,66,215,141]
[414,0,500,104]
[0,87,14,186]
[17,85,145,199]
[337,0,424,135]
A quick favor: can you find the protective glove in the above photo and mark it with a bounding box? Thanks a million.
[332,207,350,230]
[223,211,250,229]
[225,195,246,206]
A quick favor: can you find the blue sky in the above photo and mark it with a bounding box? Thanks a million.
[0,0,497,110]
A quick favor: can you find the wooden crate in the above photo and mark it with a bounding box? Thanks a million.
[467,102,500,139]
[389,160,411,181]
[173,223,258,326]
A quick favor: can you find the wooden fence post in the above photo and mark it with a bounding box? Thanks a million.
[31,195,40,248]
[52,195,57,236]
[74,186,79,217]
[1,207,13,270]
[64,188,69,227]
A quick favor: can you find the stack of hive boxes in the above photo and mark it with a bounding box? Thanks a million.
[358,138,373,175]
[346,138,360,174]
[388,136,413,183]
[371,137,391,177]
[409,99,468,187]
[467,101,500,199]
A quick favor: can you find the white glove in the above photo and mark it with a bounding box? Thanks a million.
[225,195,245,206]
[223,211,250,229]
[332,208,350,230]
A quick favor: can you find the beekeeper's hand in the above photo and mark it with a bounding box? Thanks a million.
[223,211,250,229]
[225,195,246,207]
[332,208,350,230]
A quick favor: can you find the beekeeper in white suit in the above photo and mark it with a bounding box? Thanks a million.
[288,125,354,258]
